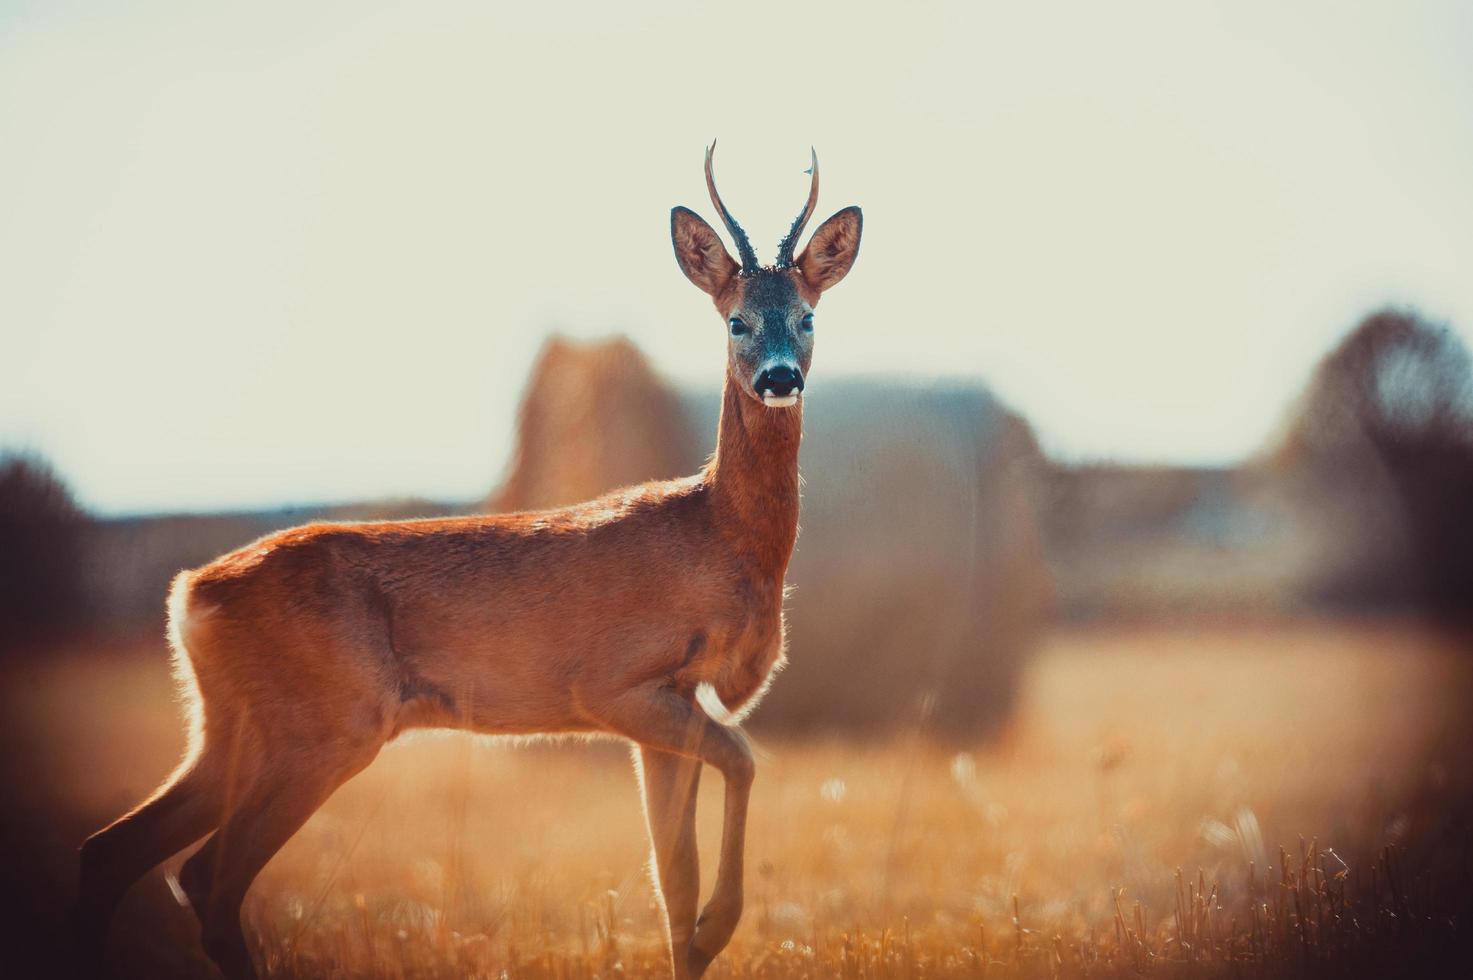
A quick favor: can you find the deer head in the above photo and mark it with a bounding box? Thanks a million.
[672,143,863,408]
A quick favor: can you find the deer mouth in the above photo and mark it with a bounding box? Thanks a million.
[761,393,800,408]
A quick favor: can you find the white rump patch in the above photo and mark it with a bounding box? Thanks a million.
[762,393,799,408]
[695,682,740,727]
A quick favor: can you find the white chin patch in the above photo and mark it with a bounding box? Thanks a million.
[762,393,800,408]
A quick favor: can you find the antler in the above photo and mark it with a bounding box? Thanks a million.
[775,147,819,268]
[705,140,760,274]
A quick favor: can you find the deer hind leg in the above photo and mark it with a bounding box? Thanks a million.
[637,745,703,980]
[78,761,221,946]
[176,830,218,918]
[194,737,382,980]
[77,703,256,951]
[173,718,274,927]
[591,682,754,979]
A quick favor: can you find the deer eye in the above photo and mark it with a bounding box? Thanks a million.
[729,317,749,336]
[801,312,814,332]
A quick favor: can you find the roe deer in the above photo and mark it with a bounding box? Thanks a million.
[78,143,862,980]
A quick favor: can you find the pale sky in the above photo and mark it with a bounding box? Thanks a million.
[3,0,1471,514]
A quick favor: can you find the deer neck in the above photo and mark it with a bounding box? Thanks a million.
[705,373,803,578]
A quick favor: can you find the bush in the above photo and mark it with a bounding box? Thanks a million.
[0,453,90,647]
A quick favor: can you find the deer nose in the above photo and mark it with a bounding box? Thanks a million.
[755,364,804,398]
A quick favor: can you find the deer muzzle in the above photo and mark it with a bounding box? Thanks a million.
[756,364,803,408]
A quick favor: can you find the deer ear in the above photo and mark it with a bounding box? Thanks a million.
[671,207,738,299]
[797,206,862,295]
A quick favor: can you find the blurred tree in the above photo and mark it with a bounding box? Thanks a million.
[1276,309,1473,617]
[0,453,91,648]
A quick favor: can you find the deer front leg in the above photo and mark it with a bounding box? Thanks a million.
[637,746,702,978]
[591,682,754,978]
[687,734,752,978]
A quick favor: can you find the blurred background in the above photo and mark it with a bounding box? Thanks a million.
[2,1,1471,977]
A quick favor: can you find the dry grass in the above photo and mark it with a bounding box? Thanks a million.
[4,621,1471,978]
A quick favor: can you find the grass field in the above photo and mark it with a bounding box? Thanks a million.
[3,621,1471,978]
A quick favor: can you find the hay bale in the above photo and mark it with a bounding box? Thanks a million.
[491,336,1049,738]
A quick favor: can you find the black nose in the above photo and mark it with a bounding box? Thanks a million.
[756,365,804,397]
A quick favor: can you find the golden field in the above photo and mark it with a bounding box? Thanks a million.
[3,621,1471,978]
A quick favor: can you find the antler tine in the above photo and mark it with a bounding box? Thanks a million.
[705,140,761,274]
[775,147,819,268]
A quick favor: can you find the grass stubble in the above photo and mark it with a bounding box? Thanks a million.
[3,621,1470,977]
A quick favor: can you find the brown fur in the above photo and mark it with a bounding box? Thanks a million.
[78,154,861,980]
[169,381,801,739]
